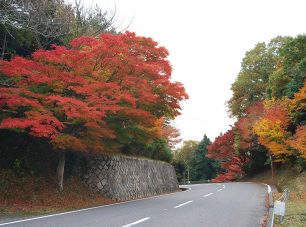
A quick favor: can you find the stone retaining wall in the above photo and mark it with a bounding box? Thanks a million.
[83,155,179,201]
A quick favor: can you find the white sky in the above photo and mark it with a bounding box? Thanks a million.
[86,0,305,142]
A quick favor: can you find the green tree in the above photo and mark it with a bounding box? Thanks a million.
[173,140,198,183]
[281,35,306,98]
[228,42,275,117]
[190,135,220,181]
[0,0,75,59]
[0,0,118,60]
[228,35,305,117]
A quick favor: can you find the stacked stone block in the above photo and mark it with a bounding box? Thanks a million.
[83,155,179,201]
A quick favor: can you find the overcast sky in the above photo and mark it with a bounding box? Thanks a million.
[86,0,305,142]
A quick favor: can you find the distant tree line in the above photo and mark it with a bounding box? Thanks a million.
[172,135,220,183]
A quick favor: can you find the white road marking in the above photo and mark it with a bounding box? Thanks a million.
[217,189,222,192]
[203,193,213,197]
[222,185,226,189]
[262,183,272,193]
[267,185,271,193]
[122,217,150,227]
[174,200,193,208]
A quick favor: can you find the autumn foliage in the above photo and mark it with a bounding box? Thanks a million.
[207,129,248,182]
[204,35,305,183]
[253,98,292,160]
[207,82,305,181]
[287,82,306,159]
[253,82,306,160]
[209,81,305,182]
[0,32,188,154]
[235,102,264,150]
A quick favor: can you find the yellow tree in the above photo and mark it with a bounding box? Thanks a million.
[253,98,292,161]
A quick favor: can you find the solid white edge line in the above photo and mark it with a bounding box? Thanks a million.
[262,183,273,227]
[203,193,213,197]
[0,188,182,226]
[262,183,271,193]
[267,185,271,193]
[217,189,222,192]
[174,200,193,208]
[122,217,150,227]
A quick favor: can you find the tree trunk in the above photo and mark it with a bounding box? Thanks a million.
[187,166,190,184]
[57,152,66,192]
[1,32,7,60]
[34,34,43,49]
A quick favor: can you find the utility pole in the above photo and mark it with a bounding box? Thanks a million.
[269,152,275,185]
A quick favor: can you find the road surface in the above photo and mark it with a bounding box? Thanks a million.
[0,182,268,227]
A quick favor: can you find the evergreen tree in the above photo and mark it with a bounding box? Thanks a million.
[190,135,220,181]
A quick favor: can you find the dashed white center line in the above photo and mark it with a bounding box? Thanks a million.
[203,193,213,197]
[122,217,150,227]
[217,189,223,192]
[174,200,193,208]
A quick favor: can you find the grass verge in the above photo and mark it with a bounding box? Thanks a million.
[247,167,306,227]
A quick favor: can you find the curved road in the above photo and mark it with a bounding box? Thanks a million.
[0,182,268,227]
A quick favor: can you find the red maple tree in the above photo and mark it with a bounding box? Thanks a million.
[207,129,248,182]
[0,32,188,190]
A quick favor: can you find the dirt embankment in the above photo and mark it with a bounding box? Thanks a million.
[0,170,116,216]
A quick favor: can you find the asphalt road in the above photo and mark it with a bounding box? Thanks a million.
[0,182,268,227]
